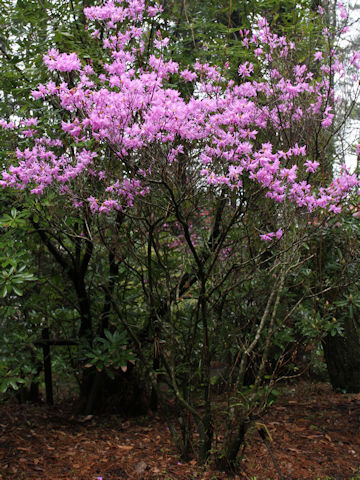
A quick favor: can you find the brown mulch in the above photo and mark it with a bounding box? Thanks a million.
[0,382,359,480]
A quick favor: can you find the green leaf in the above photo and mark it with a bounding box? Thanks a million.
[12,285,22,296]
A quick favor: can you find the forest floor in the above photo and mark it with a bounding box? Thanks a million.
[0,382,359,480]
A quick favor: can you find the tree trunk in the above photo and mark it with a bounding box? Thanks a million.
[322,317,360,393]
[219,419,250,472]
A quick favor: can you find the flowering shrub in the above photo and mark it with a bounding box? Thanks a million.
[1,0,359,467]
[0,1,358,235]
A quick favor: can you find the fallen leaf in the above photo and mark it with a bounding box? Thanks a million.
[116,444,133,451]
[135,460,147,474]
[77,414,94,423]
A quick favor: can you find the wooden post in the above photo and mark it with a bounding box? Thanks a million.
[42,328,54,406]
[34,336,78,406]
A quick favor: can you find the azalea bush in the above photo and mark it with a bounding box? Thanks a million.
[0,0,359,468]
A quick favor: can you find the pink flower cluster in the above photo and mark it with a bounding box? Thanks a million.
[0,0,359,239]
[43,49,81,72]
[260,229,283,243]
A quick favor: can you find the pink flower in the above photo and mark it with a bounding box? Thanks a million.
[304,160,320,173]
[275,228,283,240]
[87,196,99,213]
[180,69,197,82]
[280,165,297,183]
[260,229,283,242]
[238,62,254,78]
[148,5,163,17]
[338,3,348,20]
[43,49,81,72]
[321,115,334,128]
[329,204,341,214]
[260,232,275,242]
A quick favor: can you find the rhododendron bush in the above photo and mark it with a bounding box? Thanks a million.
[1,0,360,467]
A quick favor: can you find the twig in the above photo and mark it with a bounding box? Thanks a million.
[183,0,196,50]
[257,425,286,480]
